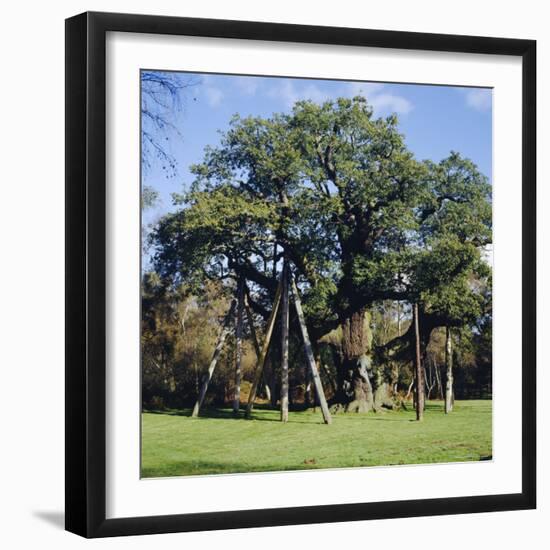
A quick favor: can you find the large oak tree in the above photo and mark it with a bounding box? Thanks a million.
[152,97,491,411]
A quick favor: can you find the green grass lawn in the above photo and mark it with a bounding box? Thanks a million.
[141,400,492,478]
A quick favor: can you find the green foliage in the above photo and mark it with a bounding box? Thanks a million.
[141,185,159,211]
[452,317,493,398]
[420,152,492,245]
[141,277,256,408]
[412,237,485,324]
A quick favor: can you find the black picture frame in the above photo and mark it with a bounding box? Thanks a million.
[65,11,536,538]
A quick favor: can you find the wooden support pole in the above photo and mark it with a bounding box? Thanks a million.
[191,300,236,417]
[280,261,290,423]
[244,299,261,359]
[233,279,244,415]
[245,279,283,418]
[444,326,454,414]
[414,303,424,421]
[438,365,444,401]
[305,363,312,408]
[245,298,272,400]
[290,275,332,425]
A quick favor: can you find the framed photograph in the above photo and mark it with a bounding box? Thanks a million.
[65,11,536,538]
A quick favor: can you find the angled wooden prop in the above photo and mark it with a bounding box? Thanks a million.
[191,299,237,417]
[444,326,454,414]
[245,278,283,417]
[233,278,245,414]
[290,274,332,425]
[280,260,290,423]
[244,297,261,359]
[413,302,424,421]
[244,294,272,401]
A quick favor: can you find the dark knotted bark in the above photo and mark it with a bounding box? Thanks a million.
[326,309,396,413]
[372,375,395,411]
[338,308,374,413]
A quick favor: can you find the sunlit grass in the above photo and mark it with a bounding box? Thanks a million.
[141,400,492,478]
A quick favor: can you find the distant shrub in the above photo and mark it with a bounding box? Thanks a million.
[149,395,165,411]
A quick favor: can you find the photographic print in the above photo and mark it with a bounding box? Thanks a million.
[140,71,493,479]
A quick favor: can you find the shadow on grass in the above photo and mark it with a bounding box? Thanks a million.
[424,403,446,412]
[144,406,324,424]
[145,408,242,419]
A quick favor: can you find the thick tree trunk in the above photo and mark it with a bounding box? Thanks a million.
[445,326,454,414]
[373,380,395,411]
[339,308,374,413]
[368,358,390,411]
[391,362,399,395]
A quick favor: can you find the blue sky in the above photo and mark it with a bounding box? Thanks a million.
[142,72,492,228]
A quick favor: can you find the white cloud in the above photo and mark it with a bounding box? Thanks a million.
[234,77,260,96]
[344,82,413,115]
[204,86,224,108]
[465,88,492,111]
[369,93,413,115]
[267,78,413,116]
[268,80,335,110]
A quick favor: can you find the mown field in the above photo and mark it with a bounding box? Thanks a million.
[141,400,492,478]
